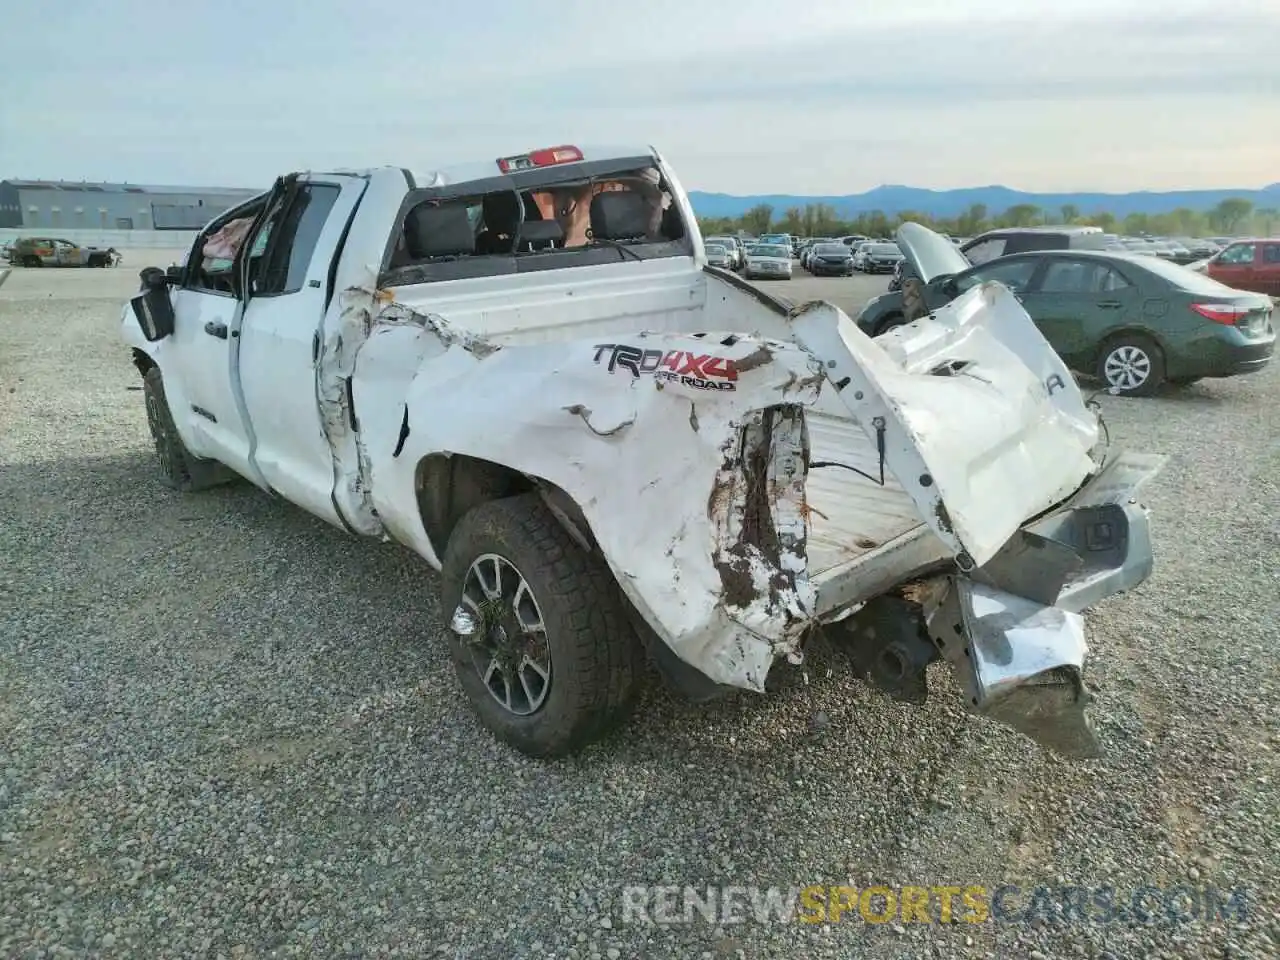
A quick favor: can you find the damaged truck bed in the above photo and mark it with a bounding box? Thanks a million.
[121,146,1164,760]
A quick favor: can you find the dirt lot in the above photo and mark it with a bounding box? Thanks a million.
[1,258,1277,959]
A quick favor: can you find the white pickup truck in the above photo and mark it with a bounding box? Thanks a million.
[121,144,1164,760]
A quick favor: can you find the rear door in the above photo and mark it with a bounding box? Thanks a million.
[1020,257,1142,364]
[236,174,366,528]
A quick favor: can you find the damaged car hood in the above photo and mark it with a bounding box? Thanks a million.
[895,221,972,283]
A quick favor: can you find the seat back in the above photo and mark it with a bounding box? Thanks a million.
[405,204,475,259]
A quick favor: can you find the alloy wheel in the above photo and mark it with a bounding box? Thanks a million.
[458,553,552,716]
[1103,344,1152,392]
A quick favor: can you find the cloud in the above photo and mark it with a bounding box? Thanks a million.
[1,0,1275,194]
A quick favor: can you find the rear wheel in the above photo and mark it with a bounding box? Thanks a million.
[440,493,644,758]
[142,367,237,491]
[22,255,41,268]
[1095,334,1165,396]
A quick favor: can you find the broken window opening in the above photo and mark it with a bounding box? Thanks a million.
[381,163,692,287]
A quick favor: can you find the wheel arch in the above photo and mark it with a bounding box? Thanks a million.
[131,348,157,377]
[413,453,597,563]
[1092,325,1168,368]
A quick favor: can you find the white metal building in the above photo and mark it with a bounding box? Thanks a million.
[0,179,259,232]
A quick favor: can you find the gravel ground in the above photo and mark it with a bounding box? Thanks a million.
[1,259,1277,960]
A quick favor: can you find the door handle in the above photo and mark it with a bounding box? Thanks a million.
[204,320,229,339]
[1098,301,1123,309]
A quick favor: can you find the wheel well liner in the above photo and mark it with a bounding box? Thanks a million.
[414,454,596,560]
[131,348,157,376]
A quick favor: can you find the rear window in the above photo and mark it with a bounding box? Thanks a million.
[705,243,727,254]
[1137,256,1249,295]
[868,244,900,255]
[815,244,848,255]
[381,160,692,286]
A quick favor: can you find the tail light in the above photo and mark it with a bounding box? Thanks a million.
[1190,303,1250,326]
[496,145,584,173]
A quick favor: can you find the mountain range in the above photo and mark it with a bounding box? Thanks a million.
[688,183,1280,220]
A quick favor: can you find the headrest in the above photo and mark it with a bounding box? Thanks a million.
[589,190,652,242]
[405,204,475,259]
[660,203,683,240]
[519,220,564,246]
[482,191,521,227]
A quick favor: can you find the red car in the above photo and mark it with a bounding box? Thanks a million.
[1207,238,1280,297]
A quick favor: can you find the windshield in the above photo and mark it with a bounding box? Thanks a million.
[704,244,727,255]
[869,244,900,255]
[753,245,789,258]
[815,244,848,255]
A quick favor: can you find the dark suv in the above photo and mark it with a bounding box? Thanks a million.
[890,225,1106,291]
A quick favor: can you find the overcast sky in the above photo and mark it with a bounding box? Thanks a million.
[2,0,1275,195]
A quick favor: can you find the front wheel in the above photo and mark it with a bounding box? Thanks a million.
[142,367,237,491]
[1096,334,1165,396]
[441,493,644,758]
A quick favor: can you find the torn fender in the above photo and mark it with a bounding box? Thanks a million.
[353,313,828,691]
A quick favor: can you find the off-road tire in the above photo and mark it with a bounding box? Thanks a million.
[441,493,644,758]
[142,367,236,491]
[901,276,928,323]
[1095,333,1165,397]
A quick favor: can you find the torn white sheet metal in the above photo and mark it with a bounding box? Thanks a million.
[924,577,1100,759]
[315,277,1108,693]
[337,302,828,690]
[788,283,1101,570]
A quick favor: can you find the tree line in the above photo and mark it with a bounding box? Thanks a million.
[696,197,1277,240]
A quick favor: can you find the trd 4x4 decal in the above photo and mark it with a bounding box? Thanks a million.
[592,343,737,392]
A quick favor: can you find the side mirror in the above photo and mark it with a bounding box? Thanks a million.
[130,269,176,341]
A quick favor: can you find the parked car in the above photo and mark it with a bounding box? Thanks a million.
[743,242,793,280]
[1207,239,1280,297]
[1176,237,1222,260]
[118,146,1166,763]
[704,236,743,270]
[854,241,904,274]
[1121,238,1161,257]
[858,223,1275,396]
[960,226,1106,266]
[7,236,117,267]
[704,242,734,270]
[759,233,793,256]
[806,242,855,277]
